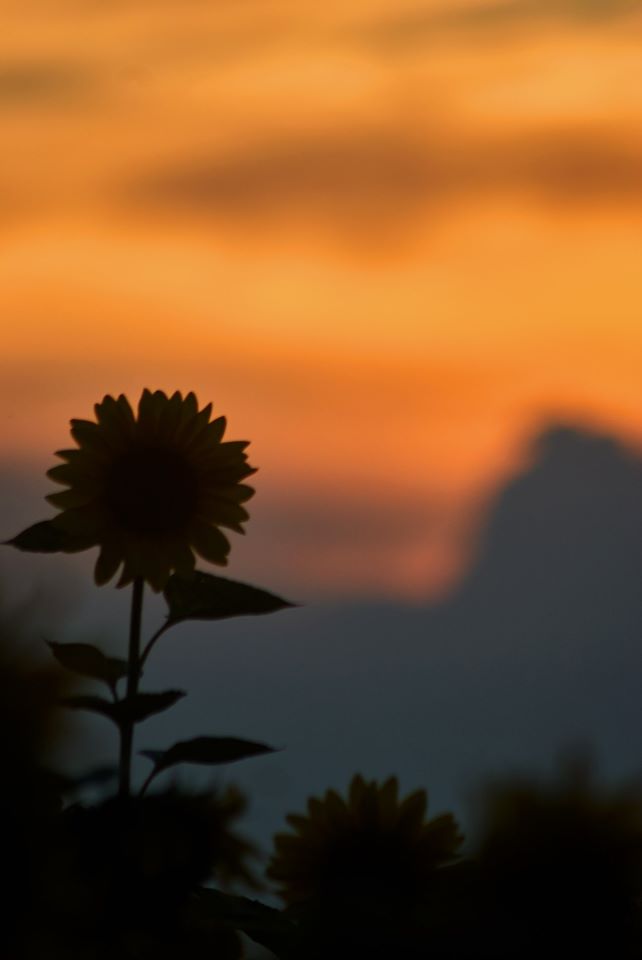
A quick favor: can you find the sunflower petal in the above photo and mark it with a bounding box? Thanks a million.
[212,484,255,505]
[94,545,123,586]
[307,797,325,821]
[349,775,367,810]
[219,439,250,457]
[397,789,428,831]
[324,789,349,824]
[285,814,310,834]
[182,392,198,419]
[379,777,400,826]
[137,540,174,591]
[191,416,227,450]
[116,394,136,426]
[53,449,83,462]
[137,388,166,438]
[158,390,183,437]
[198,498,249,532]
[191,523,230,565]
[170,543,196,578]
[70,419,115,455]
[46,489,95,509]
[116,560,136,588]
[179,401,213,446]
[199,439,250,464]
[95,394,136,438]
[204,463,257,486]
[47,464,79,485]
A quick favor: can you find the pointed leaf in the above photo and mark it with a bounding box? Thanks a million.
[48,642,128,687]
[61,694,118,722]
[141,735,276,776]
[4,520,77,553]
[190,889,299,957]
[117,691,186,724]
[62,690,185,726]
[164,571,295,624]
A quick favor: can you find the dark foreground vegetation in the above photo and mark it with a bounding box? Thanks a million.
[4,391,642,958]
[5,623,642,960]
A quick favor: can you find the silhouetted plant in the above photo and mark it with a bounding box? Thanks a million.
[4,389,294,957]
[468,757,642,958]
[265,775,464,958]
[0,627,68,957]
[7,389,642,960]
[6,389,292,795]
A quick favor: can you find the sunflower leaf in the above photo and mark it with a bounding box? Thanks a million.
[5,519,92,554]
[48,641,128,688]
[140,735,276,776]
[61,694,118,722]
[62,690,185,726]
[164,571,295,624]
[4,520,75,553]
[189,888,299,958]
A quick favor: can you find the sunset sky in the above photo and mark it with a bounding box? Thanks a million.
[2,0,642,600]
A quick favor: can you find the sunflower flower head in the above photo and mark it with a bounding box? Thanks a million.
[46,390,256,591]
[268,775,462,916]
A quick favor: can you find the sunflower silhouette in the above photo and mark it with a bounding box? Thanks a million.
[46,390,255,590]
[269,774,462,952]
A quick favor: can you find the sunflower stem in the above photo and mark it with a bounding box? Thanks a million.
[119,576,144,798]
[140,621,172,668]
[138,768,156,798]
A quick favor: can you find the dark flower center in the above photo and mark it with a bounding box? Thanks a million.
[317,831,424,908]
[105,446,198,536]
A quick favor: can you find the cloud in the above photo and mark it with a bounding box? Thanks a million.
[124,126,642,234]
[360,0,641,49]
[0,61,93,104]
[127,132,430,229]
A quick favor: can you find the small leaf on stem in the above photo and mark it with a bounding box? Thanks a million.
[62,690,185,726]
[164,571,295,624]
[48,641,128,687]
[141,735,276,778]
[189,889,299,957]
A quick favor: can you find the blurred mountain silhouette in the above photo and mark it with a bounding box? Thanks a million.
[443,422,642,649]
[157,421,642,842]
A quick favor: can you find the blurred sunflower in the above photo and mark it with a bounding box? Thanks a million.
[473,759,642,957]
[268,775,462,915]
[46,390,255,591]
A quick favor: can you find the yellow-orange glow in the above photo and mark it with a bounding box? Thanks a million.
[1,0,641,597]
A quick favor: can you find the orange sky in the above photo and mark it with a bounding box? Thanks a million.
[1,0,642,598]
